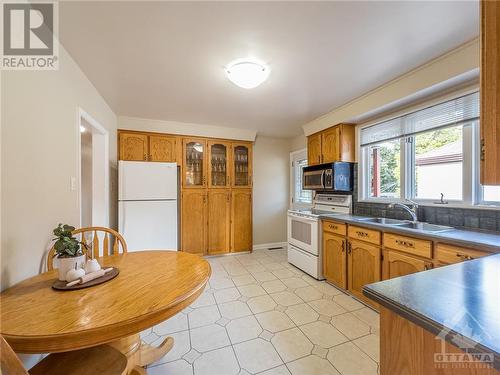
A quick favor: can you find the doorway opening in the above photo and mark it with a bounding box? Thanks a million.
[79,109,109,228]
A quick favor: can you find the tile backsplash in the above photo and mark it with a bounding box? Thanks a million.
[353,202,500,232]
[350,164,500,232]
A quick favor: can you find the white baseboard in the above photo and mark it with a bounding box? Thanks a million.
[252,242,288,251]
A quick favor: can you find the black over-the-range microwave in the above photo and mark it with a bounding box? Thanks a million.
[302,162,354,192]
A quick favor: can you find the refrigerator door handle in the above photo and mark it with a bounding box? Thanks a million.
[121,203,126,235]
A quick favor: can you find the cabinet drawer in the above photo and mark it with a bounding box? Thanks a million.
[383,233,432,259]
[435,244,489,265]
[347,225,381,245]
[323,221,346,236]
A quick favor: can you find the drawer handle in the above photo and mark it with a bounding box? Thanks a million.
[329,224,338,230]
[341,241,345,252]
[456,253,473,261]
[395,239,414,248]
[356,231,368,238]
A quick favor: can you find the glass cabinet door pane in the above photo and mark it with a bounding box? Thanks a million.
[185,142,204,186]
[210,144,227,187]
[234,145,249,186]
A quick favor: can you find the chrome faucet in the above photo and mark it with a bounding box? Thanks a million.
[388,199,419,222]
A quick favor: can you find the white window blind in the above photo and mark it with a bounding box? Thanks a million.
[360,92,480,146]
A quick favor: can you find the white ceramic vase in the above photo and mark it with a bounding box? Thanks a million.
[57,254,86,281]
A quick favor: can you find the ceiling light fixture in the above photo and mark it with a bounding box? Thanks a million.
[225,58,270,89]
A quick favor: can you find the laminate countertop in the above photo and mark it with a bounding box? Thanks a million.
[319,213,500,252]
[363,254,500,370]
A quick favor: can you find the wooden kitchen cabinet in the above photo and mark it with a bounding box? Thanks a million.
[307,123,355,166]
[208,141,231,188]
[149,135,176,162]
[208,190,231,254]
[119,132,148,161]
[323,231,347,289]
[307,133,322,166]
[435,243,489,266]
[231,142,252,188]
[480,0,500,185]
[231,189,252,252]
[347,239,381,305]
[183,138,207,188]
[119,131,177,162]
[383,250,431,280]
[181,190,207,255]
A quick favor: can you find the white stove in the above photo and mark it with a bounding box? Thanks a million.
[287,194,352,279]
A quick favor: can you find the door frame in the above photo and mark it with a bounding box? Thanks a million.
[77,107,110,228]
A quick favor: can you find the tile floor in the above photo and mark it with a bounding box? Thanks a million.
[142,249,380,375]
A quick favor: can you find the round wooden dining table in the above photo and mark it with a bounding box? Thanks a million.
[0,251,211,374]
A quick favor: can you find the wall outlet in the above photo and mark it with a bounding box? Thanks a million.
[70,177,77,191]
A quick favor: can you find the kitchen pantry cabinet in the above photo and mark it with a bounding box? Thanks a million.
[119,132,149,161]
[207,190,231,254]
[231,189,252,252]
[119,131,177,162]
[181,190,207,256]
[183,138,207,188]
[232,143,252,188]
[149,135,177,162]
[208,141,231,188]
[480,0,500,185]
[307,123,355,166]
[119,129,253,256]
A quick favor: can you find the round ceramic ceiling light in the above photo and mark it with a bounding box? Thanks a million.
[225,59,270,89]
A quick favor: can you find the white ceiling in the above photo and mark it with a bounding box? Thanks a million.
[60,1,479,137]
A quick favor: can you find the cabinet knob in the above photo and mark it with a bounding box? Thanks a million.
[143,154,147,161]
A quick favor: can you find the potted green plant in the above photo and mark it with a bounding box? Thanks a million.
[52,224,87,281]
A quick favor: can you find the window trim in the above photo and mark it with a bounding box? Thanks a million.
[290,148,313,210]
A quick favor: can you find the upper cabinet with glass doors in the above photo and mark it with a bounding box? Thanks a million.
[183,138,207,188]
[232,142,252,188]
[208,141,230,188]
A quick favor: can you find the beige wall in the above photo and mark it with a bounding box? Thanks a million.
[119,116,257,142]
[252,136,291,246]
[290,134,307,152]
[1,46,117,290]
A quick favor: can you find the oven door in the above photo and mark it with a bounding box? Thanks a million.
[287,213,319,255]
[303,170,324,190]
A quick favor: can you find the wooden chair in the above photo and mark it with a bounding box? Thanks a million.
[0,335,127,375]
[47,227,127,271]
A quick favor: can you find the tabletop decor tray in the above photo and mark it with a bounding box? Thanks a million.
[52,267,120,291]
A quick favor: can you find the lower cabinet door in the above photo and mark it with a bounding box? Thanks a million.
[208,190,231,255]
[231,190,252,252]
[181,190,207,255]
[323,232,347,289]
[383,250,429,279]
[347,239,381,303]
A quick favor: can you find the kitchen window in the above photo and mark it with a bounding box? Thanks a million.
[290,149,312,208]
[368,139,401,198]
[360,91,500,206]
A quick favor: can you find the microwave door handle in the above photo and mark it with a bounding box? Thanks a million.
[321,170,326,189]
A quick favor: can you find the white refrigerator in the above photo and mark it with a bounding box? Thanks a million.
[118,161,178,252]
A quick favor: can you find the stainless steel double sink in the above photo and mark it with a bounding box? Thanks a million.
[353,217,453,233]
